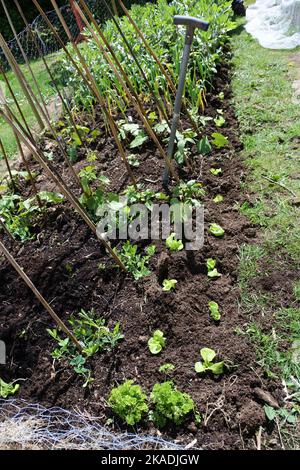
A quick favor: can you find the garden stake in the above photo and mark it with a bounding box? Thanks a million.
[0,0,50,121]
[13,0,86,151]
[74,1,179,182]
[92,0,170,123]
[117,0,201,135]
[0,219,14,242]
[34,0,137,188]
[162,15,209,188]
[0,110,127,272]
[0,34,45,131]
[0,35,82,190]
[0,137,15,189]
[0,63,34,139]
[13,130,43,209]
[0,238,82,350]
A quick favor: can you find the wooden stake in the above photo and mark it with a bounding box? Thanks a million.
[0,238,82,350]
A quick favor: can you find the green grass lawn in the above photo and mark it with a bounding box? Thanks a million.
[0,52,60,158]
[231,20,300,447]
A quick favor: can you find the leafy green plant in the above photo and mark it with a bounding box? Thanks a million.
[195,348,224,375]
[108,380,149,426]
[118,120,148,149]
[174,129,196,165]
[208,301,221,321]
[47,309,123,387]
[162,279,177,291]
[116,242,155,280]
[209,223,225,237]
[166,233,183,252]
[150,381,195,427]
[0,378,20,398]
[210,168,222,176]
[148,330,166,355]
[128,154,140,168]
[213,194,224,203]
[264,405,298,425]
[211,132,228,148]
[172,180,205,207]
[197,136,211,155]
[214,110,225,127]
[158,363,175,375]
[206,258,222,278]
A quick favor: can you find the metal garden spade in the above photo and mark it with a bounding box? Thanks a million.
[162,15,209,187]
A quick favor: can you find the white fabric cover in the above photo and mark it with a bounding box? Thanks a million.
[246,0,300,49]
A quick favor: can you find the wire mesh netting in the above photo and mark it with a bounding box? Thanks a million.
[0,399,187,450]
[0,1,113,69]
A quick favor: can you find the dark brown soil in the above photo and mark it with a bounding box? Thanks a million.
[0,64,283,449]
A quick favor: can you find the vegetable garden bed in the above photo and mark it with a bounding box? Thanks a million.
[0,0,285,450]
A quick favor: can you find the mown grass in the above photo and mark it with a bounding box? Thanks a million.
[231,22,300,446]
[0,52,59,158]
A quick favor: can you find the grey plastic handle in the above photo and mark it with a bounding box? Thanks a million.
[173,15,209,31]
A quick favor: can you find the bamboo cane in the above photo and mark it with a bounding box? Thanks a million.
[38,0,137,188]
[0,137,15,188]
[0,110,126,271]
[13,130,43,208]
[0,219,15,242]
[117,0,200,134]
[12,0,85,150]
[0,238,82,350]
[74,1,179,182]
[0,0,50,121]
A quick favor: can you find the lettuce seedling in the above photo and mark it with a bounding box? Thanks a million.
[209,223,225,237]
[166,233,183,252]
[108,380,148,426]
[148,330,166,355]
[195,348,224,375]
[208,301,221,321]
[150,381,195,427]
[211,132,228,148]
[162,279,177,291]
[0,378,20,398]
[213,194,224,203]
[210,168,222,176]
[159,363,175,375]
[206,258,222,279]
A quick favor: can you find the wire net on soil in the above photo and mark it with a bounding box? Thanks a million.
[0,399,186,450]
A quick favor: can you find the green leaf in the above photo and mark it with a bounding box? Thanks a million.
[166,233,184,252]
[162,279,177,291]
[206,258,216,271]
[129,134,148,149]
[200,347,216,363]
[194,361,206,373]
[209,223,225,237]
[0,378,20,398]
[213,194,224,203]
[211,132,228,148]
[208,361,224,375]
[197,136,211,155]
[264,405,276,421]
[210,168,222,176]
[208,268,222,279]
[38,191,64,204]
[208,301,221,321]
[148,330,166,355]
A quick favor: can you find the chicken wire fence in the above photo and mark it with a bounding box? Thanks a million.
[0,0,116,69]
[0,399,187,450]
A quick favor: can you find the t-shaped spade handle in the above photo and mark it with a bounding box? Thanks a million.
[162,15,210,187]
[174,15,209,45]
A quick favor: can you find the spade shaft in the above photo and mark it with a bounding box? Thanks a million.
[162,15,209,187]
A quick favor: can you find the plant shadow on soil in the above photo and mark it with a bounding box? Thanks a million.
[0,62,281,449]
